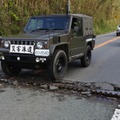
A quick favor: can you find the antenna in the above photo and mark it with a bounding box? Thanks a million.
[66,0,71,14]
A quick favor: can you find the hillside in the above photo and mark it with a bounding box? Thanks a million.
[0,0,120,35]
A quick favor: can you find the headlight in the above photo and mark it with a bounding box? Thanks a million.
[36,42,43,49]
[4,41,10,48]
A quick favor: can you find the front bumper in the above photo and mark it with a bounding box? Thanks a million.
[0,53,51,69]
[0,53,50,63]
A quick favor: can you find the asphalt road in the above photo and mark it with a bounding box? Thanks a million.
[64,32,120,86]
[0,32,119,120]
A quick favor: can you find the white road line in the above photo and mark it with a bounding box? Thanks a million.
[111,105,120,120]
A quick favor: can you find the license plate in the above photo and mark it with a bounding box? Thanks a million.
[35,49,50,56]
[10,44,34,54]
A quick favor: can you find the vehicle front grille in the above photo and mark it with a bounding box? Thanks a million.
[10,40,34,45]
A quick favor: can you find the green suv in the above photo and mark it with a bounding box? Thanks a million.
[0,14,96,81]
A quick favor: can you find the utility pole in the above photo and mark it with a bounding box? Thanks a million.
[66,0,71,14]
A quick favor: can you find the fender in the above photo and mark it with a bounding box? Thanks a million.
[50,42,69,56]
[86,38,95,49]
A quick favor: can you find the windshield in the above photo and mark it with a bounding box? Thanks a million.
[25,16,70,32]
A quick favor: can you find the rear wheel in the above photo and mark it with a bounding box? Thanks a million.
[81,46,91,67]
[1,61,21,76]
[48,50,67,81]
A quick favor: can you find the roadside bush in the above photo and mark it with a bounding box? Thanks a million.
[0,0,120,36]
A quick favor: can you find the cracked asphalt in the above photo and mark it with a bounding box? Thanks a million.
[0,85,118,120]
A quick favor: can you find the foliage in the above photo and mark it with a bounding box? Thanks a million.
[0,0,120,36]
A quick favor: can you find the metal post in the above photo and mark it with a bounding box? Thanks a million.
[66,0,71,14]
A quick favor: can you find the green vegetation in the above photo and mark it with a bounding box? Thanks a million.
[0,0,120,36]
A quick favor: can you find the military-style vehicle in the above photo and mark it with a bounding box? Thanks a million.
[0,2,95,81]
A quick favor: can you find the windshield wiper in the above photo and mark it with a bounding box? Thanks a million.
[30,28,49,33]
[51,28,65,30]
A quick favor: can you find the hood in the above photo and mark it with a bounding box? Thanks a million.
[6,31,67,40]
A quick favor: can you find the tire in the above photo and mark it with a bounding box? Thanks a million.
[1,61,21,76]
[48,50,68,81]
[81,46,91,67]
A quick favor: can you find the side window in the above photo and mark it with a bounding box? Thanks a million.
[71,18,77,29]
[71,18,83,36]
[78,19,83,36]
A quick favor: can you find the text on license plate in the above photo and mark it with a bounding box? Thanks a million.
[10,44,34,54]
[35,49,50,56]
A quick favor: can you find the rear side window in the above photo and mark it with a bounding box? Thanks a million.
[71,17,83,36]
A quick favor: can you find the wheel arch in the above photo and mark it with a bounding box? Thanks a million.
[86,38,95,50]
[50,43,69,61]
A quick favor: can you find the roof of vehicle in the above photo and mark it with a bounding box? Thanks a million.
[31,14,92,19]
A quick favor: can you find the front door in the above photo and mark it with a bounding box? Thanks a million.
[70,17,85,56]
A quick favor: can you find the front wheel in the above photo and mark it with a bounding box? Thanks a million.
[48,50,68,81]
[1,61,21,76]
[81,46,91,67]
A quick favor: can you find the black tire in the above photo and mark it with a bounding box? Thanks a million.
[48,50,68,81]
[81,46,91,67]
[116,33,118,36]
[1,61,21,76]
